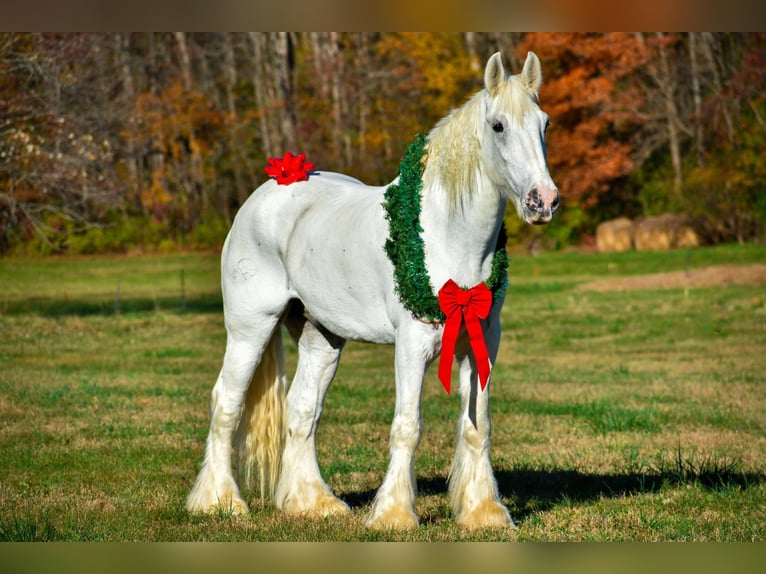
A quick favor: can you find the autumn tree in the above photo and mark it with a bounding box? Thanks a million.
[515,33,648,235]
[630,33,766,242]
[0,33,128,253]
[683,33,766,242]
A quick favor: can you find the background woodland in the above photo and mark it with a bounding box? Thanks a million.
[1,32,764,255]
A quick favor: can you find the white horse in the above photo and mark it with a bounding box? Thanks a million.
[187,51,559,529]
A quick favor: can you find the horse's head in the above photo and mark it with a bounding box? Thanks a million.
[482,51,559,225]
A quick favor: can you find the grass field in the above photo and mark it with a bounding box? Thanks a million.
[0,244,764,541]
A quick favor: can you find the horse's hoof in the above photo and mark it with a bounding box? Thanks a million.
[188,495,249,517]
[186,480,250,516]
[313,494,351,517]
[228,498,250,516]
[284,494,350,517]
[365,505,419,530]
[456,499,516,530]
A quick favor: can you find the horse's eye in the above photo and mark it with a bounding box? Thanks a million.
[544,119,551,132]
[492,122,504,133]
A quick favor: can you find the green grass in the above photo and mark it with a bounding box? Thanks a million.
[0,243,764,541]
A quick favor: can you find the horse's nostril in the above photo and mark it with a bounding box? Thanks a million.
[551,194,560,210]
[526,188,541,208]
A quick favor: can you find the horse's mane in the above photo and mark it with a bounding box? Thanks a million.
[423,74,537,209]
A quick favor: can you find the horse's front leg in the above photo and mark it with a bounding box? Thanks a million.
[366,323,439,530]
[448,311,515,529]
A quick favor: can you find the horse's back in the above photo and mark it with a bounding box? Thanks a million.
[308,171,365,185]
[222,172,399,343]
[227,171,385,253]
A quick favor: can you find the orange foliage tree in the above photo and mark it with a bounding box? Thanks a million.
[516,34,649,231]
[126,81,224,228]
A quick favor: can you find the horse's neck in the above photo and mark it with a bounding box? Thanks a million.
[419,178,506,290]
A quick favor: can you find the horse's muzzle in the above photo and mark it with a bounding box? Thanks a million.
[523,185,559,225]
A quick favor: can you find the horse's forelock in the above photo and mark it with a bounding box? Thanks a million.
[495,74,538,122]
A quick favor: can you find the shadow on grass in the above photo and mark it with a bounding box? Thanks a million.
[341,464,766,523]
[495,464,765,522]
[3,294,222,317]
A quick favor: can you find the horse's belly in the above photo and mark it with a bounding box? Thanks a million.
[299,292,396,344]
[287,253,397,344]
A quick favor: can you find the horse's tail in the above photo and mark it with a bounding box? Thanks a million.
[236,326,287,504]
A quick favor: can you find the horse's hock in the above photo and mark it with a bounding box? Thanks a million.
[597,215,703,253]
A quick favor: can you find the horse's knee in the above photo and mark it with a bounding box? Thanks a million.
[460,419,489,451]
[389,415,421,451]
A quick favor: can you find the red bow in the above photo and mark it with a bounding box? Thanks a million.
[264,151,314,185]
[437,279,493,394]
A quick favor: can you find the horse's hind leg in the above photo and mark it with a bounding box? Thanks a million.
[448,314,515,529]
[187,244,291,515]
[186,313,282,515]
[274,308,349,516]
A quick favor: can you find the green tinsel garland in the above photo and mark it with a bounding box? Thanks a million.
[382,133,509,322]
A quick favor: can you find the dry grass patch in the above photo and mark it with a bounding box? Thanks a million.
[580,263,766,292]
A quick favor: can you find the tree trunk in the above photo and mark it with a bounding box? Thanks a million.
[248,32,275,160]
[223,33,246,214]
[273,32,297,152]
[655,33,683,198]
[173,32,207,226]
[329,32,351,169]
[491,32,522,71]
[114,33,143,214]
[688,32,706,167]
[356,33,370,170]
[174,32,192,91]
[464,32,480,72]
[701,32,736,146]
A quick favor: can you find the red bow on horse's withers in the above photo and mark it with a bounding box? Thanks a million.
[437,279,493,394]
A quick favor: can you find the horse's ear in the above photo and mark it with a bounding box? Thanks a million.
[484,52,505,96]
[520,51,542,94]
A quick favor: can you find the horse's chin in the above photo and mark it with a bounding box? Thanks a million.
[513,202,553,226]
[524,212,553,226]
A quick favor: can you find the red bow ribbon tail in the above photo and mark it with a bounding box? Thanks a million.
[437,280,493,394]
[437,298,461,394]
